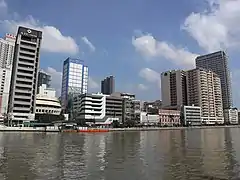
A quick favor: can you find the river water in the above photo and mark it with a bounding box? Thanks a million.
[0,128,240,180]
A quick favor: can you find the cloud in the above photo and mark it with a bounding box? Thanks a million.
[138,84,148,91]
[139,68,160,83]
[81,36,96,52]
[132,34,198,67]
[0,0,6,8]
[182,0,240,52]
[0,16,79,54]
[88,77,99,89]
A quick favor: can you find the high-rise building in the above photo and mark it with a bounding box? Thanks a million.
[195,51,232,109]
[161,70,187,110]
[37,70,51,93]
[0,34,16,68]
[186,68,224,124]
[61,58,88,112]
[8,26,42,122]
[101,75,115,95]
[0,34,16,121]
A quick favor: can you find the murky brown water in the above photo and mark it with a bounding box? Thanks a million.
[0,128,240,180]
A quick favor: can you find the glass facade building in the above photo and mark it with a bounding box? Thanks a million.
[61,58,88,111]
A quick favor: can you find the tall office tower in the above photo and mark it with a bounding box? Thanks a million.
[8,27,42,122]
[101,75,115,95]
[196,51,232,109]
[186,68,224,124]
[161,70,187,110]
[61,58,88,112]
[0,34,16,68]
[37,70,51,93]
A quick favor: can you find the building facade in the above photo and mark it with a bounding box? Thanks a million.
[106,95,123,123]
[196,51,232,109]
[61,58,88,112]
[161,70,187,110]
[186,68,224,124]
[37,70,51,93]
[159,109,181,126]
[101,75,115,95]
[8,27,42,122]
[140,112,159,124]
[182,105,202,126]
[0,69,12,121]
[73,93,122,125]
[36,84,61,115]
[224,108,238,125]
[0,34,16,68]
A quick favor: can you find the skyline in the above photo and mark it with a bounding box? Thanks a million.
[1,0,240,107]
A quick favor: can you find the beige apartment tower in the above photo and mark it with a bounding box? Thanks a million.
[161,70,187,110]
[196,51,232,109]
[186,68,224,124]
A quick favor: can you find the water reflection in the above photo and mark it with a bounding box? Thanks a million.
[0,128,239,180]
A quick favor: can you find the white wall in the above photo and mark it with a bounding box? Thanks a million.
[38,84,56,98]
[140,112,159,124]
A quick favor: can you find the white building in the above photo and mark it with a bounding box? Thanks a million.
[0,69,12,121]
[73,93,120,125]
[186,68,224,125]
[161,70,187,110]
[0,34,16,122]
[140,112,159,124]
[0,34,16,68]
[36,84,61,115]
[61,58,88,112]
[224,108,238,125]
[183,105,202,126]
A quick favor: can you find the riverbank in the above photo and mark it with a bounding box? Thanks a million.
[108,125,240,132]
[0,125,239,132]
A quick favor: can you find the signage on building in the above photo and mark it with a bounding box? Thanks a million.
[19,27,42,38]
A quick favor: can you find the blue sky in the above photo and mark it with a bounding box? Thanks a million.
[1,0,240,107]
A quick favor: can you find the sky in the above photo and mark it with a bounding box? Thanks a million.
[1,0,240,107]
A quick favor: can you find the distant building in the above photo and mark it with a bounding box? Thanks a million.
[0,69,12,122]
[61,58,88,112]
[224,108,238,125]
[0,34,16,122]
[196,51,232,109]
[161,70,187,110]
[186,68,224,125]
[142,100,162,113]
[8,26,42,123]
[37,70,51,93]
[36,84,61,115]
[159,109,181,126]
[73,93,123,125]
[140,112,159,124]
[101,75,115,95]
[182,105,201,126]
[0,33,16,68]
[111,92,135,100]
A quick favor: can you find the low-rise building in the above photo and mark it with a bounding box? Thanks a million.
[159,109,181,126]
[36,84,61,115]
[182,105,201,126]
[73,93,123,125]
[106,95,123,123]
[224,108,238,125]
[140,112,159,124]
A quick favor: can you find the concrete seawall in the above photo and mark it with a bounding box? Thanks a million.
[108,125,240,132]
